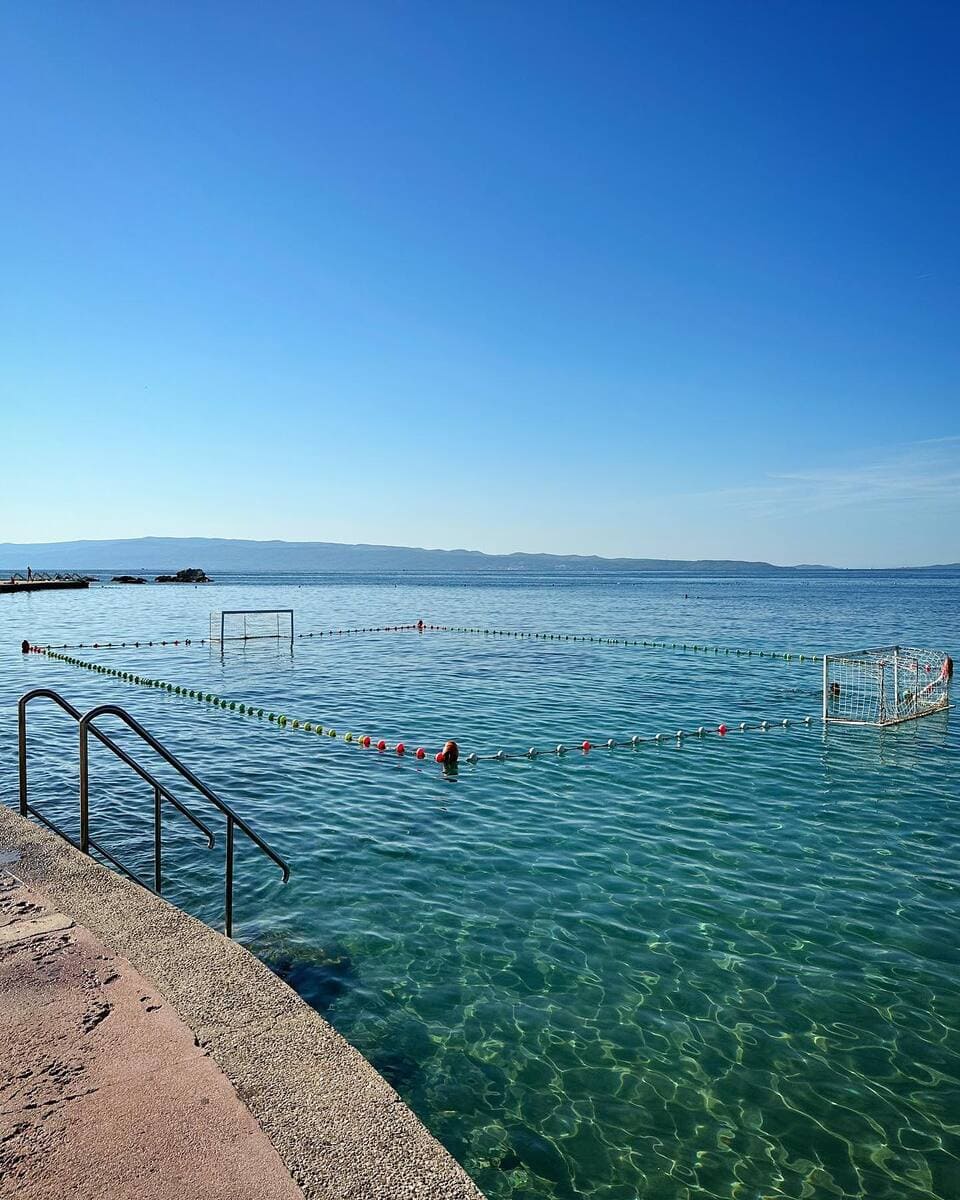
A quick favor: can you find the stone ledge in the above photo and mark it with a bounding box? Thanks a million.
[0,805,485,1200]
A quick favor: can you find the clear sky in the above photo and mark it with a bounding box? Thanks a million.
[1,1,957,566]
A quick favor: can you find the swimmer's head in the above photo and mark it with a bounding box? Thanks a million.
[441,739,459,765]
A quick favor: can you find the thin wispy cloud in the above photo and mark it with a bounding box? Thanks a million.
[692,437,960,517]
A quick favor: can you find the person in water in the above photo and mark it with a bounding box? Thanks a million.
[440,739,459,766]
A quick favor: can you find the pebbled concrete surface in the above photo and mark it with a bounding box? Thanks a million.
[0,871,305,1200]
[0,805,486,1200]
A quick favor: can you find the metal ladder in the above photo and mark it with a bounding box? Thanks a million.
[17,689,290,936]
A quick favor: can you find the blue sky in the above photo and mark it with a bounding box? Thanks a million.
[1,2,957,566]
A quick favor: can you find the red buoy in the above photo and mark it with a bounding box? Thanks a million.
[435,751,444,763]
[415,747,426,759]
[718,724,728,735]
[396,742,405,755]
[582,740,592,752]
[377,739,386,751]
[361,736,371,747]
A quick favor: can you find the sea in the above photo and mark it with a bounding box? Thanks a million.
[1,569,958,1200]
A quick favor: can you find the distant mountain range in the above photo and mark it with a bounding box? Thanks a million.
[0,537,955,574]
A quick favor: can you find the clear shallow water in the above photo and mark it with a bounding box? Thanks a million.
[2,572,959,1199]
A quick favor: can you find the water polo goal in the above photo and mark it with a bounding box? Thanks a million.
[823,646,951,726]
[209,610,294,645]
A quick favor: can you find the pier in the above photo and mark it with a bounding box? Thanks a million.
[1,573,90,595]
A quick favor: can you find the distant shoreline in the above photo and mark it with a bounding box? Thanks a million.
[3,565,959,583]
[1,536,958,574]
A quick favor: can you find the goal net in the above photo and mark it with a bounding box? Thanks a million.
[823,646,950,726]
[209,610,294,644]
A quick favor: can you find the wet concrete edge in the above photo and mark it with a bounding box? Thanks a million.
[0,805,486,1200]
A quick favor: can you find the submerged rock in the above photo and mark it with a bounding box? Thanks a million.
[244,929,355,1015]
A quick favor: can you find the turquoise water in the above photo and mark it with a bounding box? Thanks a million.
[2,572,959,1199]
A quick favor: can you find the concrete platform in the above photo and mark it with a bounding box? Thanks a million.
[0,872,304,1200]
[0,806,485,1200]
[0,579,89,594]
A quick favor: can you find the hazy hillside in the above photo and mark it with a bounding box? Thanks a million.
[0,536,822,574]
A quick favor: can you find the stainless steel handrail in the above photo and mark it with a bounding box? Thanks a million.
[17,689,289,936]
[18,691,216,878]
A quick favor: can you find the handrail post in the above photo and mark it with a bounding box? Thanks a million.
[225,816,235,938]
[18,698,28,816]
[154,785,163,894]
[79,722,90,854]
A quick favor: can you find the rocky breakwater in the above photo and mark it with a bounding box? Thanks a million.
[155,568,212,584]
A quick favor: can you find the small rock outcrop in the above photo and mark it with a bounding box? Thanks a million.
[154,567,212,584]
[111,576,146,584]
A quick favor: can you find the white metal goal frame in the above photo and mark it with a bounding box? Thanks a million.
[822,645,950,726]
[209,609,295,645]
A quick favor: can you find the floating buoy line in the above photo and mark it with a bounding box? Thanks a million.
[37,620,822,663]
[36,623,424,652]
[29,643,815,770]
[417,623,822,663]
